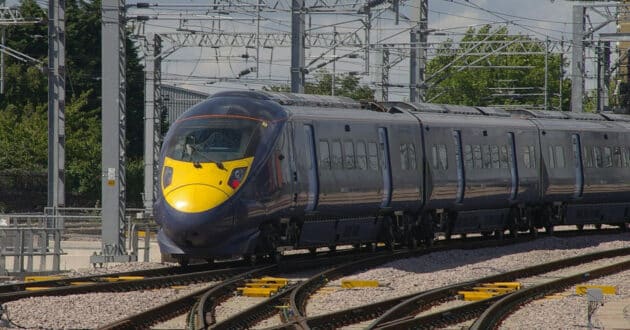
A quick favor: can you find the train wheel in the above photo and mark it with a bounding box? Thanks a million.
[408,237,418,250]
[529,226,538,238]
[508,209,519,238]
[309,247,317,256]
[595,224,602,230]
[576,224,584,231]
[369,242,377,252]
[545,224,554,235]
[494,230,505,240]
[270,251,282,264]
[176,255,189,267]
[621,223,629,232]
[204,258,214,265]
[328,245,337,253]
[244,254,257,265]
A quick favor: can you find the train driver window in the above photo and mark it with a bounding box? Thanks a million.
[368,142,379,171]
[356,141,367,170]
[331,141,342,169]
[343,141,355,169]
[319,140,331,170]
[555,146,565,168]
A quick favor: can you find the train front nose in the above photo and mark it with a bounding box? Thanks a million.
[166,183,229,213]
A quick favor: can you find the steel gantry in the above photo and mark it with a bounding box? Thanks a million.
[92,0,136,264]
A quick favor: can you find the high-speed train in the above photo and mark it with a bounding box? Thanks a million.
[154,90,630,264]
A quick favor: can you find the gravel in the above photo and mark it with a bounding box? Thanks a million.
[1,233,628,329]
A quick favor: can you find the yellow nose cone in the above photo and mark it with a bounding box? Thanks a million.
[165,184,229,213]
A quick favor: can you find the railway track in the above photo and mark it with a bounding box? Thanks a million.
[207,238,629,330]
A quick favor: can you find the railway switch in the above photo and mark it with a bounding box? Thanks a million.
[237,277,289,297]
[341,279,380,288]
[458,282,521,301]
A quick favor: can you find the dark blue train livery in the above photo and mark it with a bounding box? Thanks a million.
[154,90,630,264]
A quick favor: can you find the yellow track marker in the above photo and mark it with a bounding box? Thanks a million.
[341,280,379,288]
[70,282,95,286]
[575,285,617,295]
[103,276,145,282]
[238,287,278,297]
[25,287,53,291]
[24,276,65,282]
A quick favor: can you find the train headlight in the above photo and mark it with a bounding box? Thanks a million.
[228,167,247,189]
[162,166,173,188]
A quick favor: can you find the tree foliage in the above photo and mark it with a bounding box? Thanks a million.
[426,25,571,110]
[0,0,145,210]
[266,70,374,101]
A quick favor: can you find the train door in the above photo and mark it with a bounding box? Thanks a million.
[452,130,465,204]
[304,124,319,211]
[508,132,519,200]
[379,127,392,208]
[572,133,584,199]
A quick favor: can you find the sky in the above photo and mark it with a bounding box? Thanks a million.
[5,0,621,98]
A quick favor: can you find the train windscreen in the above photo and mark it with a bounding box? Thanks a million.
[165,116,261,163]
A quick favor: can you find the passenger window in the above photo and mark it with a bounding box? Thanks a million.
[548,146,555,169]
[356,141,367,170]
[583,146,593,168]
[528,146,536,168]
[431,145,438,169]
[473,145,482,169]
[439,145,448,170]
[623,147,630,168]
[408,144,417,170]
[603,146,612,168]
[613,146,622,168]
[368,142,379,171]
[593,146,602,168]
[319,140,330,169]
[464,145,473,168]
[401,144,409,170]
[555,146,565,168]
[343,141,355,169]
[331,140,342,169]
[482,145,491,169]
[524,146,531,169]
[491,145,500,169]
[499,145,509,168]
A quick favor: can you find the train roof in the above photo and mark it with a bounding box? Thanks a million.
[211,90,360,108]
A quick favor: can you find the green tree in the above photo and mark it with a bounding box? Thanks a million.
[426,25,570,110]
[266,70,374,101]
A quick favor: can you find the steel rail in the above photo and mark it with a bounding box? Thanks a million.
[470,259,630,330]
[367,246,630,329]
[97,265,275,330]
[0,265,253,304]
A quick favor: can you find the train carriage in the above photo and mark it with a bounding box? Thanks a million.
[155,90,630,264]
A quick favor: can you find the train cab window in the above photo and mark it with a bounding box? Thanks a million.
[603,147,613,168]
[583,146,593,168]
[356,141,367,170]
[439,145,448,170]
[481,145,491,169]
[368,142,379,171]
[491,145,500,169]
[402,144,410,170]
[499,145,509,168]
[555,146,565,168]
[331,140,343,169]
[613,147,622,168]
[473,145,482,169]
[343,141,355,169]
[464,145,473,168]
[593,146,603,168]
[623,147,630,168]
[319,140,331,169]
